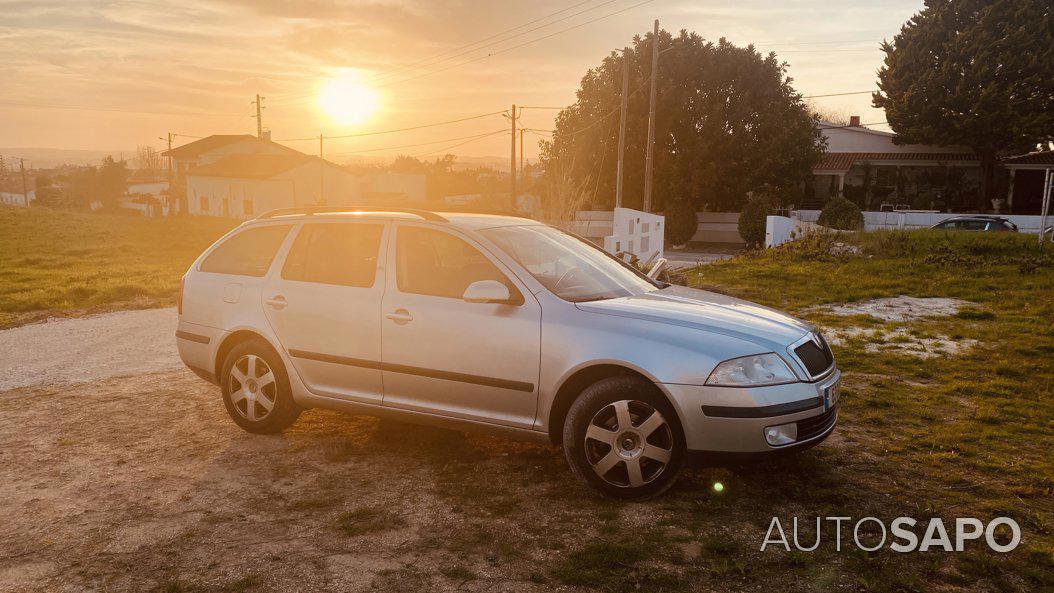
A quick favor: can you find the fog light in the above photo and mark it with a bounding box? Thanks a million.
[765,422,797,446]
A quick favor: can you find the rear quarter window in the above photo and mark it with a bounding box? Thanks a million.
[199,225,291,277]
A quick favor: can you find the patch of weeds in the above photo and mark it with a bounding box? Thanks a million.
[220,575,260,592]
[439,564,476,582]
[955,307,995,320]
[336,506,407,536]
[553,540,683,593]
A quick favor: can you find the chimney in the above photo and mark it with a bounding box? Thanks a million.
[848,115,861,127]
[260,130,272,141]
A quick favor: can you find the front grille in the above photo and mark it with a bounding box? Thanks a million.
[796,405,837,441]
[794,334,834,377]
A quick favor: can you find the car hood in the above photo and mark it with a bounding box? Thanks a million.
[575,285,812,350]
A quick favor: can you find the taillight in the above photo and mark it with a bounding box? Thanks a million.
[177,275,185,316]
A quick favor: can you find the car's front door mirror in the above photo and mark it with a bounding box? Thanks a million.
[462,280,512,304]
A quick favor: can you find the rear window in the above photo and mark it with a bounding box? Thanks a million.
[281,223,384,287]
[199,225,291,277]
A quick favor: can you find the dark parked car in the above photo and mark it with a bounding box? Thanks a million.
[931,216,1018,232]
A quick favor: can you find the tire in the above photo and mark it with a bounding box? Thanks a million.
[220,338,301,434]
[562,376,687,500]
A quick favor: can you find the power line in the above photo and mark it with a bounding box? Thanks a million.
[334,130,507,155]
[272,110,507,142]
[375,0,655,90]
[804,91,874,98]
[414,130,509,158]
[371,0,617,84]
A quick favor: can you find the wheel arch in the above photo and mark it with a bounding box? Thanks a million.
[546,362,679,445]
[213,329,283,381]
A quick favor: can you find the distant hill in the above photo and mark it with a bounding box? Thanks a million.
[0,148,136,168]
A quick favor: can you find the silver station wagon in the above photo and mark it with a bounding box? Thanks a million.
[177,207,840,499]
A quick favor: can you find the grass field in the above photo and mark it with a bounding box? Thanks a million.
[0,206,235,328]
[1,206,1051,591]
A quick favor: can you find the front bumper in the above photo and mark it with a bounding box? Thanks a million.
[662,368,840,453]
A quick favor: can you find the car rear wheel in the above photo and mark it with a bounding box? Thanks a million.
[562,376,686,500]
[220,339,300,434]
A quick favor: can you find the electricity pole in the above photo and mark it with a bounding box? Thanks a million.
[159,133,173,179]
[615,47,630,209]
[20,158,29,207]
[252,95,266,138]
[319,133,325,205]
[509,104,517,204]
[643,19,660,213]
[519,128,525,188]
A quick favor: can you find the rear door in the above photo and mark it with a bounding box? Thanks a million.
[379,223,541,429]
[263,221,388,404]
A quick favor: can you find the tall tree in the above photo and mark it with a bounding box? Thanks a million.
[540,29,824,213]
[873,0,1054,209]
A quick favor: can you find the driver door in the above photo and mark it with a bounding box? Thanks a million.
[380,223,541,429]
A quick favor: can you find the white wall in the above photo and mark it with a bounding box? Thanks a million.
[795,209,1049,234]
[0,190,34,206]
[822,125,972,155]
[186,162,363,219]
[572,211,745,244]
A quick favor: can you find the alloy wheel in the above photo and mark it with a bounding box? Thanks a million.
[227,354,277,422]
[584,399,674,488]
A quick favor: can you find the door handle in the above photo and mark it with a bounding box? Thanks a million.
[265,295,288,310]
[385,308,413,324]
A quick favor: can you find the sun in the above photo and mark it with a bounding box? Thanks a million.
[317,71,380,126]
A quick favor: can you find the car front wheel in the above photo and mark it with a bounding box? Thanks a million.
[562,376,686,500]
[220,339,301,434]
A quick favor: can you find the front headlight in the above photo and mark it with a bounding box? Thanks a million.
[705,353,797,387]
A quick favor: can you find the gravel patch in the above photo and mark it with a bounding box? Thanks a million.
[826,327,978,360]
[0,307,180,391]
[811,296,971,322]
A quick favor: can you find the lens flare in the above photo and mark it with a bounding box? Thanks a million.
[713,482,725,493]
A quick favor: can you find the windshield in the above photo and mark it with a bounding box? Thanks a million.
[480,224,659,302]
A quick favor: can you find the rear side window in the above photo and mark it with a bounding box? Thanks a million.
[282,223,384,287]
[199,225,291,277]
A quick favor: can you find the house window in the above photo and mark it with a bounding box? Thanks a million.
[199,196,209,213]
[243,198,253,216]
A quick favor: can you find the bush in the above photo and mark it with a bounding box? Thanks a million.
[817,196,864,230]
[664,198,698,247]
[737,197,769,247]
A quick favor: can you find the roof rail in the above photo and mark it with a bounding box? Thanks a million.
[256,206,447,222]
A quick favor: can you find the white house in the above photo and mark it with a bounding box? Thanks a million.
[810,116,978,210]
[185,153,364,218]
[164,134,427,219]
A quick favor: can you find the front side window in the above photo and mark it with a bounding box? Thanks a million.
[200,224,291,276]
[282,223,383,287]
[396,226,508,298]
[480,224,658,302]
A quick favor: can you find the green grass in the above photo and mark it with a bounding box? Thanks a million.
[0,206,236,328]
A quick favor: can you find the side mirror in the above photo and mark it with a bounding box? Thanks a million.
[462,280,512,304]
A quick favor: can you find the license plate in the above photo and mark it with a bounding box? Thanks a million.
[824,380,841,410]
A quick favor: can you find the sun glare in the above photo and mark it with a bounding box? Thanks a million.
[317,72,380,126]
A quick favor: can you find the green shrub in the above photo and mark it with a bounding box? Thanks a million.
[664,198,697,247]
[737,197,769,247]
[817,196,864,230]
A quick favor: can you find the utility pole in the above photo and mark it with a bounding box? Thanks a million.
[159,133,173,179]
[509,104,517,203]
[319,133,325,205]
[519,128,525,189]
[252,95,266,138]
[643,19,660,213]
[20,158,29,207]
[615,47,630,209]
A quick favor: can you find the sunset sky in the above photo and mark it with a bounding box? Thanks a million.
[1,0,926,162]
